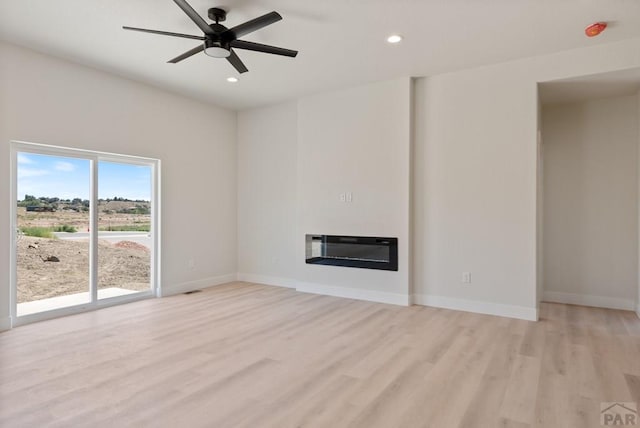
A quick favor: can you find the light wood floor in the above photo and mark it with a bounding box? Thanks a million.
[1,282,639,428]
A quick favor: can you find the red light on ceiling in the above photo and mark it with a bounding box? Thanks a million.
[585,22,607,37]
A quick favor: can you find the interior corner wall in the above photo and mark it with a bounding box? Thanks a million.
[0,41,238,328]
[542,95,639,311]
[536,91,544,308]
[412,37,640,321]
[237,101,298,286]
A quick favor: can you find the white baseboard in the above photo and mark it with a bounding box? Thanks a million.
[543,291,635,311]
[297,282,410,306]
[413,294,538,321]
[0,316,11,332]
[237,273,297,289]
[160,273,237,297]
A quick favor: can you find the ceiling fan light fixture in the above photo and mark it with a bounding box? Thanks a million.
[204,39,230,58]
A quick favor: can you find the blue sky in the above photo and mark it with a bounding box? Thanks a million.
[17,153,151,201]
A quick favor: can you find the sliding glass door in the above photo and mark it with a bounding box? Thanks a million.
[97,161,153,301]
[10,142,159,325]
[15,153,92,316]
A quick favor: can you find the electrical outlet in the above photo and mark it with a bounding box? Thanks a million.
[188,259,195,269]
[340,193,346,202]
[346,192,353,202]
[462,272,471,283]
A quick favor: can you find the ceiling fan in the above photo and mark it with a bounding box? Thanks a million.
[123,0,298,74]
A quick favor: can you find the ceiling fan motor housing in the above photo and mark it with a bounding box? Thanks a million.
[208,7,226,22]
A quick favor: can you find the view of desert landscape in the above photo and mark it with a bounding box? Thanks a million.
[16,199,151,304]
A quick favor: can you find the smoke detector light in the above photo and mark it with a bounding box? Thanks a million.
[585,22,607,37]
[387,34,403,44]
[227,77,238,83]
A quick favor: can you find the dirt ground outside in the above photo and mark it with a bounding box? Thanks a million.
[16,207,151,304]
[17,236,150,303]
[17,204,150,231]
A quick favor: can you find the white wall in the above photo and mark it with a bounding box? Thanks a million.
[536,99,544,308]
[413,37,640,320]
[413,68,539,319]
[297,78,412,303]
[541,96,639,310]
[236,78,412,304]
[0,42,238,329]
[237,102,298,286]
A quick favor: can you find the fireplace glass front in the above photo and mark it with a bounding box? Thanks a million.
[305,235,398,271]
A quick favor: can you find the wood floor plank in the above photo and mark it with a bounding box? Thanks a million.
[625,374,640,404]
[519,320,546,358]
[0,282,638,428]
[458,333,523,428]
[500,354,541,425]
[567,343,600,400]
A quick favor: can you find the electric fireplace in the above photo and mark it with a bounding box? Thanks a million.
[305,234,398,271]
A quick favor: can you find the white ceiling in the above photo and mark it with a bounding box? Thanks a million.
[1,0,639,110]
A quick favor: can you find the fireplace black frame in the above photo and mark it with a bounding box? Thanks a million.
[305,234,398,271]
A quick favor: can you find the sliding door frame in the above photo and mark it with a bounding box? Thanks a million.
[9,141,161,327]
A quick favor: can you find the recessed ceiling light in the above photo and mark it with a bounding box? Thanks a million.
[227,77,238,83]
[387,34,403,44]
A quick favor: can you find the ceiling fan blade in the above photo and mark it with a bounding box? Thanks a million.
[173,0,214,35]
[123,26,204,41]
[168,45,205,63]
[226,49,249,74]
[224,11,282,40]
[230,40,298,57]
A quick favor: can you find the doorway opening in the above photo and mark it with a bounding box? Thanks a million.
[537,69,640,314]
[10,141,160,326]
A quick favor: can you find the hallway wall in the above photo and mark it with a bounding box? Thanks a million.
[542,95,639,310]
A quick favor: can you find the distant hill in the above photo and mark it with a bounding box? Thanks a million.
[98,200,150,214]
[18,196,150,214]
